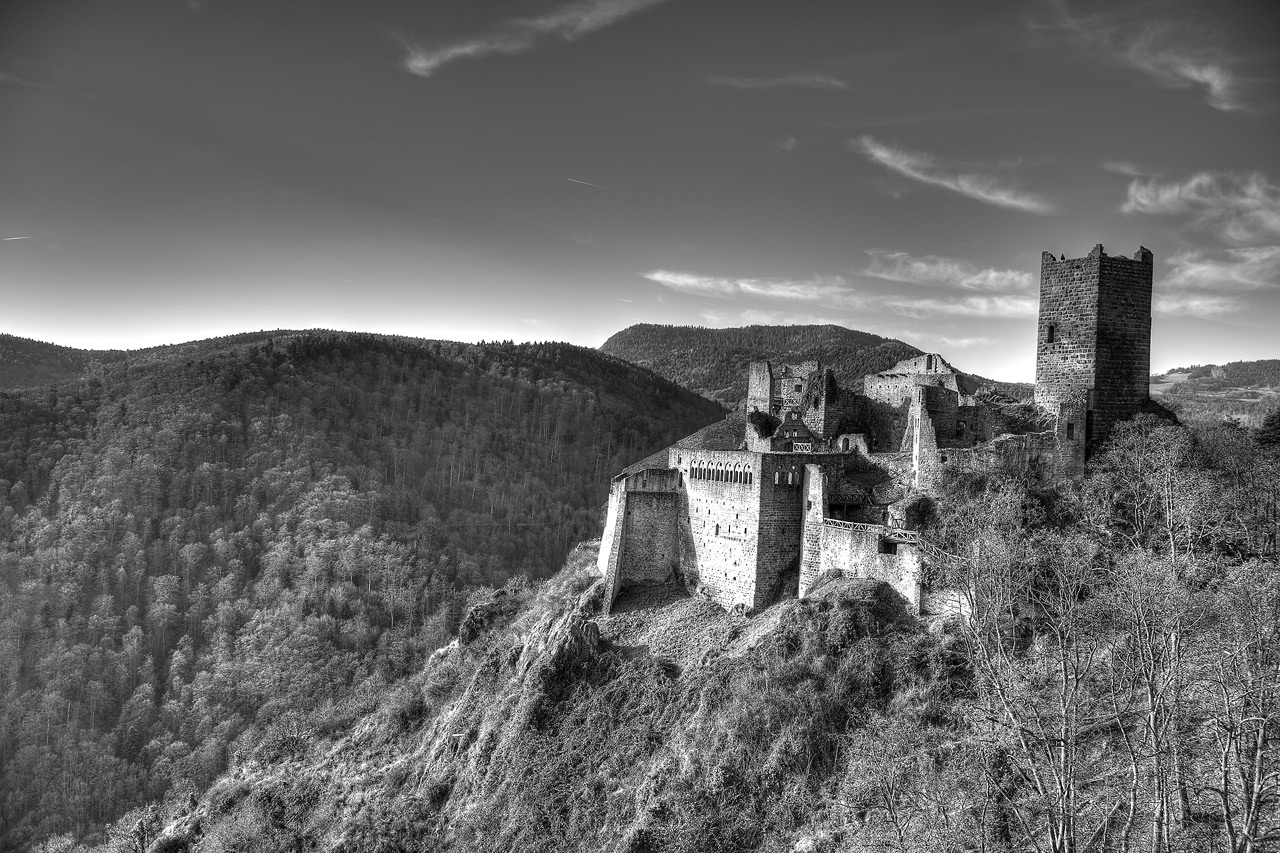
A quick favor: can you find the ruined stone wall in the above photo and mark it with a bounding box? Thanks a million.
[619,491,680,585]
[931,431,1062,482]
[799,464,830,596]
[776,362,821,411]
[746,362,774,419]
[815,522,922,611]
[864,374,920,408]
[597,468,683,610]
[598,480,628,608]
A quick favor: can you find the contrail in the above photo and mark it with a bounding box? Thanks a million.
[567,178,608,189]
[2,236,35,241]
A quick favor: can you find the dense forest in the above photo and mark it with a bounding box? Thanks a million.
[0,332,725,849]
[600,323,1032,404]
[84,414,1280,853]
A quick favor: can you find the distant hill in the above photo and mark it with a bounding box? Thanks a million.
[1150,359,1280,427]
[0,331,725,846]
[600,323,1031,404]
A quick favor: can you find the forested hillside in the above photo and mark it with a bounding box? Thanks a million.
[600,324,1031,404]
[0,332,725,848]
[112,415,1280,853]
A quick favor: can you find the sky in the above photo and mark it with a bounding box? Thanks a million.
[1,0,1277,381]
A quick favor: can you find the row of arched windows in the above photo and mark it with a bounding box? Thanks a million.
[689,461,754,485]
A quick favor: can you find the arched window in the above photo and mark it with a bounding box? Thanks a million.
[841,437,850,451]
[715,523,720,535]
[1046,324,1056,343]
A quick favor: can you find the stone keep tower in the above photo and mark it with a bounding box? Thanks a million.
[1034,244,1153,457]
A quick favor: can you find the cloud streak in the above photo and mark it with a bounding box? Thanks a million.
[1154,293,1241,318]
[856,136,1055,214]
[1122,171,1280,244]
[1041,1,1247,112]
[396,0,673,78]
[643,270,861,305]
[645,264,1037,320]
[1164,247,1280,292]
[706,74,847,90]
[863,250,1034,292]
[882,294,1038,320]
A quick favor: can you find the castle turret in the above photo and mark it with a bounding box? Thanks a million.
[1035,244,1153,460]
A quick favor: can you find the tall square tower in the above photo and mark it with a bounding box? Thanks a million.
[1034,244,1153,454]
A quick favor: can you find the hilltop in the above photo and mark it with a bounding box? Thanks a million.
[0,330,314,391]
[600,324,1031,405]
[0,331,725,848]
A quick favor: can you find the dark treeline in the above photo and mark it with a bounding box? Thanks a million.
[600,323,1031,404]
[0,332,724,848]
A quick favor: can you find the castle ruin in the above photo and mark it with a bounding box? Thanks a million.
[597,244,1155,615]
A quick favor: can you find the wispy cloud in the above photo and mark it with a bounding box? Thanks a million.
[1122,171,1280,244]
[707,74,847,90]
[882,294,1038,319]
[856,136,1055,214]
[1154,293,1241,317]
[645,265,1036,320]
[895,329,993,349]
[774,136,800,152]
[700,309,846,327]
[395,0,673,78]
[863,250,1034,292]
[1040,0,1247,112]
[1164,247,1280,292]
[643,270,861,305]
[1101,160,1147,177]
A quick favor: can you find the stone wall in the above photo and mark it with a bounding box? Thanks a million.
[598,480,628,608]
[598,468,683,611]
[674,449,764,610]
[799,464,830,595]
[619,491,680,585]
[814,521,923,611]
